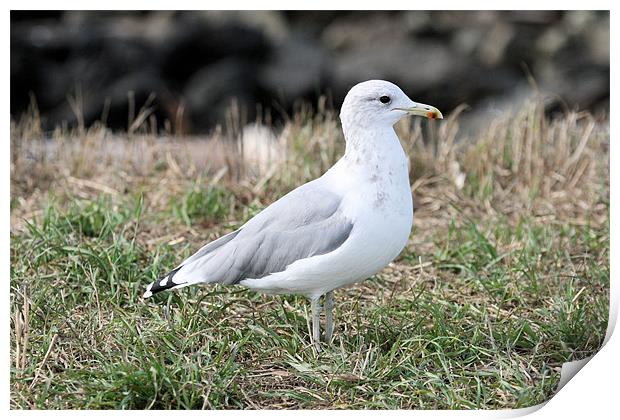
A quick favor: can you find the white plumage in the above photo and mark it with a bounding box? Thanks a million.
[144,80,443,349]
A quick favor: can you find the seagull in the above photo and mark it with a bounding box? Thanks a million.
[143,80,443,350]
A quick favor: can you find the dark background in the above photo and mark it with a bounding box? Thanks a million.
[11,10,610,134]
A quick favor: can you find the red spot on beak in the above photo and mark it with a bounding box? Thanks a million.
[427,111,436,119]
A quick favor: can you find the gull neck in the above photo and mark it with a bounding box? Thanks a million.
[341,124,407,169]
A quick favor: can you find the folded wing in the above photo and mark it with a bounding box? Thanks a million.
[143,180,353,297]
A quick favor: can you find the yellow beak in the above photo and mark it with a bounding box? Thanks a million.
[395,103,444,119]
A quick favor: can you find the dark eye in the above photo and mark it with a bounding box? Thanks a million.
[379,96,391,104]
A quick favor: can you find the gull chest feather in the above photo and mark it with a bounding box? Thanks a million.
[331,147,414,282]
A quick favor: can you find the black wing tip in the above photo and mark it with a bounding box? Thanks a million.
[143,266,183,298]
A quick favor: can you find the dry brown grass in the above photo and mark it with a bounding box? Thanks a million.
[11,96,608,232]
[10,95,609,409]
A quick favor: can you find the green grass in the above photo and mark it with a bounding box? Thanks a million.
[171,186,231,227]
[10,190,608,409]
[10,101,609,409]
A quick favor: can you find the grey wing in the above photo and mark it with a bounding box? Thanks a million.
[149,180,354,294]
[177,229,241,267]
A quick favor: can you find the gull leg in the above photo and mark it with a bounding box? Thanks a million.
[310,296,322,352]
[324,291,334,343]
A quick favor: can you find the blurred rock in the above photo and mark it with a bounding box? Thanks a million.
[402,11,432,34]
[45,70,172,131]
[321,13,410,51]
[478,22,515,67]
[196,11,290,43]
[536,59,609,110]
[160,14,270,82]
[261,35,326,100]
[183,58,260,132]
[10,10,610,133]
[451,27,485,57]
[563,10,598,35]
[329,40,460,97]
[536,27,569,57]
[584,14,610,66]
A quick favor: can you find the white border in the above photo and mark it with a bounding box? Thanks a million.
[5,3,616,418]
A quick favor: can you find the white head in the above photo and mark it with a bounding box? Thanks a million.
[339,80,443,132]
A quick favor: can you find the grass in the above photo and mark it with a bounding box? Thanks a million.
[10,97,609,409]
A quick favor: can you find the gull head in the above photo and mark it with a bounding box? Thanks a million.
[340,80,443,131]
